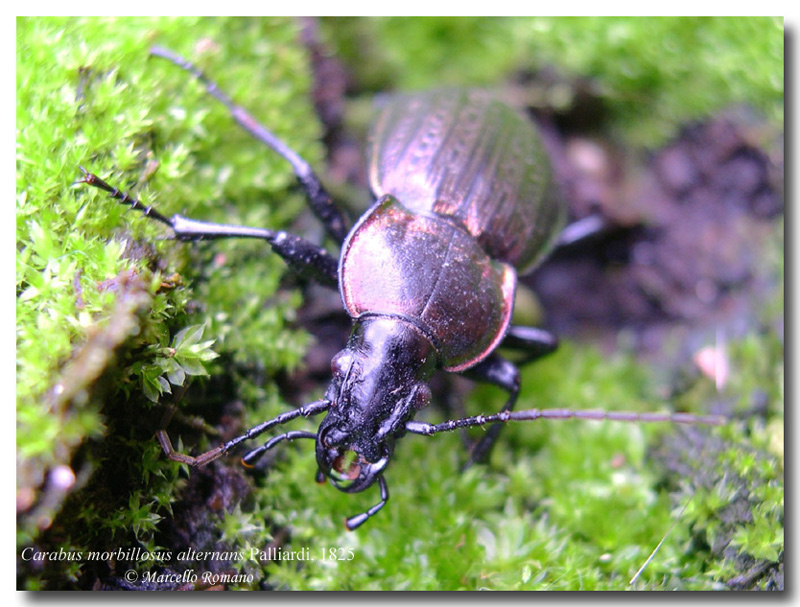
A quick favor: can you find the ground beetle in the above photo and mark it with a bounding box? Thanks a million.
[79,46,723,530]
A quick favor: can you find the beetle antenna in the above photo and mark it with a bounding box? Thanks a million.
[241,430,317,468]
[405,408,725,436]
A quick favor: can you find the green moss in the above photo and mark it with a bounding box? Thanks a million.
[17,17,782,591]
[239,340,782,590]
[321,17,783,146]
[670,328,784,589]
[17,16,321,588]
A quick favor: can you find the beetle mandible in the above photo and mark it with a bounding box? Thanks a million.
[79,46,722,530]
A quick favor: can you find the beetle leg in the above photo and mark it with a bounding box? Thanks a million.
[459,328,559,465]
[150,46,349,244]
[77,169,339,287]
[345,475,389,531]
[460,327,559,463]
[157,399,330,467]
[553,214,610,250]
[500,325,559,366]
[459,353,522,465]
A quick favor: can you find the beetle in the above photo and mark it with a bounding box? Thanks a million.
[79,46,722,530]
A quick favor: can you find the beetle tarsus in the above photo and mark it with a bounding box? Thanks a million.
[77,167,174,227]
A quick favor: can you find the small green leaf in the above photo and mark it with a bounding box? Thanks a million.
[165,359,186,386]
[172,324,205,349]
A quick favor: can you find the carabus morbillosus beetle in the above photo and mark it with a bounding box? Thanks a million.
[79,46,723,530]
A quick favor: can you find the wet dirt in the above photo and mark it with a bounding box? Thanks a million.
[530,116,783,360]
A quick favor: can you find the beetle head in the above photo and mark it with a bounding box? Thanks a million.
[315,315,437,493]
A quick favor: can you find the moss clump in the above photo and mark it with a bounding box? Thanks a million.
[321,17,783,146]
[17,16,321,589]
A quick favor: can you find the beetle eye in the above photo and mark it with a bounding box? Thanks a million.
[331,350,353,377]
[411,383,432,410]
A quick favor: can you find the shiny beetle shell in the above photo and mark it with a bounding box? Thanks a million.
[340,195,516,372]
[367,88,564,274]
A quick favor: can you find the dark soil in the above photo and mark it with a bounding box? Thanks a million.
[530,116,783,360]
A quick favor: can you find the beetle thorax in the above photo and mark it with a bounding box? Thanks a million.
[315,315,436,493]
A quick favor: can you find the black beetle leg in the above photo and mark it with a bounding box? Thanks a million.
[77,169,339,287]
[345,476,389,531]
[157,399,330,468]
[459,326,558,464]
[500,325,559,366]
[150,45,349,244]
[553,214,610,250]
[459,353,521,466]
[241,430,317,467]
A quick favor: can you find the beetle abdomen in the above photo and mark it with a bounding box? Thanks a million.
[340,196,515,372]
[368,89,563,274]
